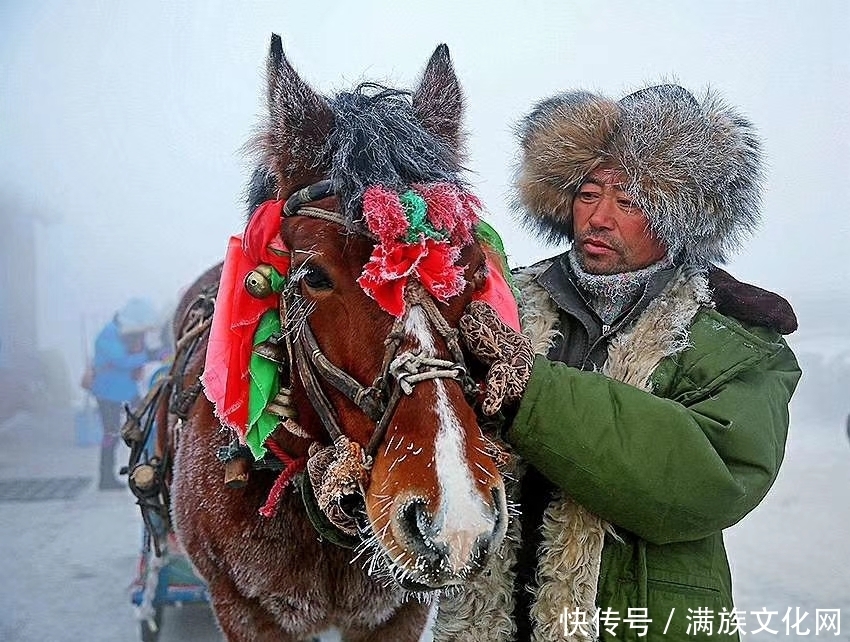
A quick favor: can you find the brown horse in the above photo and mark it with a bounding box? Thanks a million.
[150,36,510,641]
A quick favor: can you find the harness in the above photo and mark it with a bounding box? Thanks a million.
[123,180,479,554]
[288,252,477,459]
[121,284,218,556]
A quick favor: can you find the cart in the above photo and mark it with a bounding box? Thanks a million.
[125,365,211,641]
[130,529,210,641]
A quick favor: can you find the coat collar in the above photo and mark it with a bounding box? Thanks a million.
[535,253,678,369]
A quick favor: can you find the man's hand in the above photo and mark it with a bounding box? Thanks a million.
[459,300,534,416]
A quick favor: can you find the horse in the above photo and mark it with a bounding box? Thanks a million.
[129,35,515,642]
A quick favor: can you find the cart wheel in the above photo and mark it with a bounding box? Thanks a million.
[140,605,163,642]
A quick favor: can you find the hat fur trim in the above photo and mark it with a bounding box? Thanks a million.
[513,85,763,264]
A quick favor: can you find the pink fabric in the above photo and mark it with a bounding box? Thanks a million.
[361,186,409,244]
[473,248,521,332]
[412,183,480,246]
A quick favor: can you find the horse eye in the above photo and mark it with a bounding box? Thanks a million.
[302,265,333,290]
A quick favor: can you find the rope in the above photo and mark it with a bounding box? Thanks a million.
[389,351,465,395]
[258,438,307,518]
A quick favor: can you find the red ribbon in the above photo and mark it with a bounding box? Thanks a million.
[357,238,465,317]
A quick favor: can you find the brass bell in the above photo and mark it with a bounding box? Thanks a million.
[244,264,275,298]
[224,457,251,489]
[252,339,285,364]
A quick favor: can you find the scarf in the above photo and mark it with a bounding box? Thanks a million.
[567,249,673,324]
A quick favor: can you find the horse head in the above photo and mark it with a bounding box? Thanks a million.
[247,35,509,590]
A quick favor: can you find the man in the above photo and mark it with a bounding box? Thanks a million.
[457,84,801,641]
[89,298,162,490]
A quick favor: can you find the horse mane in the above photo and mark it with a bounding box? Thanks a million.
[248,80,468,226]
[244,166,278,216]
[328,83,465,221]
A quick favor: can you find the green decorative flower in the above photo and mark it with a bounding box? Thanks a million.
[401,190,446,243]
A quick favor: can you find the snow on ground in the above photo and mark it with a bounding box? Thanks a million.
[0,404,847,641]
[726,416,850,639]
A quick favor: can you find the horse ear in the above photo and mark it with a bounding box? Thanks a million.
[412,44,465,151]
[267,34,285,104]
[261,34,334,185]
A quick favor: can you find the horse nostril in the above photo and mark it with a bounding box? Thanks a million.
[391,483,511,579]
[338,493,369,532]
[465,536,490,573]
[490,484,509,542]
[401,500,433,539]
[399,499,445,561]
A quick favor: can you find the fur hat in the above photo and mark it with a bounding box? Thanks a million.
[513,84,764,264]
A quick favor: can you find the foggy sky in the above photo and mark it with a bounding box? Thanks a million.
[1,0,848,382]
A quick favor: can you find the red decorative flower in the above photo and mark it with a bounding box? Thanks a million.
[357,182,483,317]
[362,186,408,244]
[413,183,480,246]
[416,240,464,299]
[358,238,464,317]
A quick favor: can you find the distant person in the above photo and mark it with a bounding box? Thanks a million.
[88,298,163,490]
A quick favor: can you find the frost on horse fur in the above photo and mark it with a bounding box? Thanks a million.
[161,35,512,642]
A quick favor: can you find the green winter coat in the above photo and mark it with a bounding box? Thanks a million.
[508,304,801,640]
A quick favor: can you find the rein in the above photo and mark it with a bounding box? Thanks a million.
[121,283,218,557]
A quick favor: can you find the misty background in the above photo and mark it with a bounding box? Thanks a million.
[2,0,849,426]
[1,2,849,640]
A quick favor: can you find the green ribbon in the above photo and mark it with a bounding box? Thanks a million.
[267,268,287,293]
[474,220,519,297]
[245,266,287,460]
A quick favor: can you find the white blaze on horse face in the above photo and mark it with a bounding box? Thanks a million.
[404,306,494,572]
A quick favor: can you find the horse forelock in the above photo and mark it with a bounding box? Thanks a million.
[328,85,464,225]
[247,84,464,227]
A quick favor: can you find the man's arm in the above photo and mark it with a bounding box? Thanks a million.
[507,340,800,545]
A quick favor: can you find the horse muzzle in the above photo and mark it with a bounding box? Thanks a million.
[391,485,508,590]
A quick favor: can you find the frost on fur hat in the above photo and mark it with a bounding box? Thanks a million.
[514,84,764,264]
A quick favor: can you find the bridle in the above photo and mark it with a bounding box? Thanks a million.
[121,179,484,554]
[280,180,479,461]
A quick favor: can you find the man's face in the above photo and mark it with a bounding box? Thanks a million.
[571,168,667,274]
